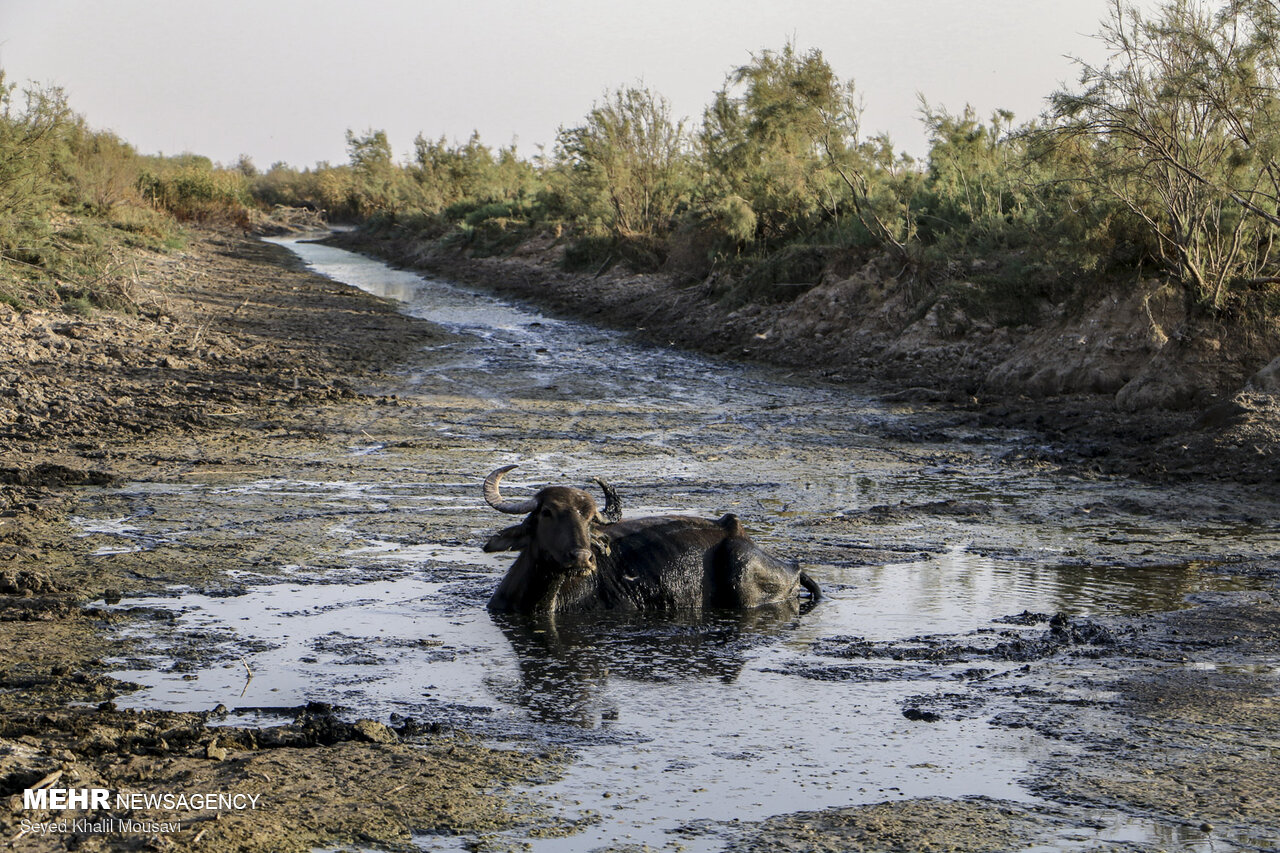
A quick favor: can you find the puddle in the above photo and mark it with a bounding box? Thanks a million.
[106,549,1270,851]
[75,236,1280,852]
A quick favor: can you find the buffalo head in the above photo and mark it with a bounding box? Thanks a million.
[481,465,622,576]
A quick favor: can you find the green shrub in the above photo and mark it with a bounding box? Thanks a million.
[61,294,93,316]
[562,235,616,272]
[138,163,251,223]
[464,200,528,226]
[721,245,829,305]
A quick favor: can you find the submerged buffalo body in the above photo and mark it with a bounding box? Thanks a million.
[481,465,821,613]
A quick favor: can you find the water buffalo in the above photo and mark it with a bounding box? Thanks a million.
[481,465,821,614]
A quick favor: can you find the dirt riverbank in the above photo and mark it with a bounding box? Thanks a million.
[328,228,1280,485]
[2,224,1278,852]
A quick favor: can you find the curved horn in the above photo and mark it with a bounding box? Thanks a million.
[593,477,622,524]
[483,465,538,514]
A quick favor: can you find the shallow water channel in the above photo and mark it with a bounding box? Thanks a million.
[82,237,1280,851]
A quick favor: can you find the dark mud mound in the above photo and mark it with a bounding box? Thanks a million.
[0,463,116,488]
[808,613,1121,667]
[717,796,1069,852]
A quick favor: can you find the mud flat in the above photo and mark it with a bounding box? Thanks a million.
[2,226,1278,852]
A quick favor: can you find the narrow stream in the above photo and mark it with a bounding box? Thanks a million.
[83,236,1280,852]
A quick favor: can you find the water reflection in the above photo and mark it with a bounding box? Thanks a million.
[487,604,807,727]
[1025,559,1256,614]
[820,549,1263,645]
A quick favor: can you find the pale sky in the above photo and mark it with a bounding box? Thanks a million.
[0,1,1122,169]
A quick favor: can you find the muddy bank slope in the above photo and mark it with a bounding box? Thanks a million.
[331,229,1280,484]
[0,226,571,852]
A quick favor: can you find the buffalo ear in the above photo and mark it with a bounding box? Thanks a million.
[484,522,533,552]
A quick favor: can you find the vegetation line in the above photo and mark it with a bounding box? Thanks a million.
[3,0,1277,349]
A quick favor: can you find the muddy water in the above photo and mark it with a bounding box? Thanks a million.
[81,238,1280,851]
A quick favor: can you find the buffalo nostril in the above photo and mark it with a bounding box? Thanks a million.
[570,548,595,569]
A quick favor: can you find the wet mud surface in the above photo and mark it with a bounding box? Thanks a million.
[3,230,1279,851]
[331,229,1280,487]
